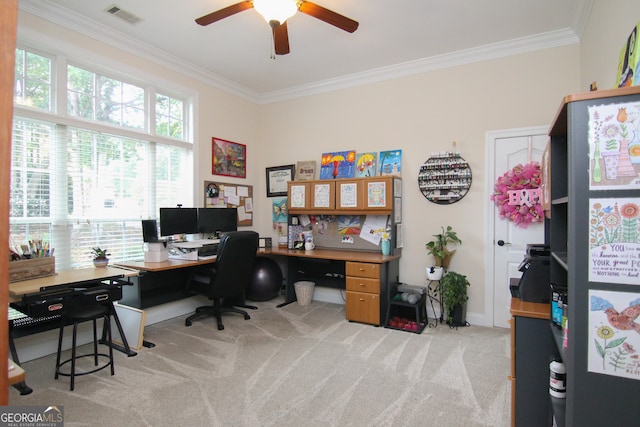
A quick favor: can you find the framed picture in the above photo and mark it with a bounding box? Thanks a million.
[266,164,295,197]
[212,137,246,178]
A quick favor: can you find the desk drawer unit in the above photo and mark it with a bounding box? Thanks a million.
[346,262,381,325]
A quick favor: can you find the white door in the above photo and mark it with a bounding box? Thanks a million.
[488,128,547,328]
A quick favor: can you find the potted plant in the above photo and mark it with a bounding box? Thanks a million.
[439,271,470,326]
[91,247,110,267]
[425,225,461,272]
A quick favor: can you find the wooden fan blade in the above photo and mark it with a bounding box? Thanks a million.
[195,1,254,26]
[273,22,291,55]
[298,1,359,33]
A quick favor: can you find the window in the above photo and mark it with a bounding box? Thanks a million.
[156,93,184,140]
[67,65,145,130]
[10,48,193,270]
[14,48,52,111]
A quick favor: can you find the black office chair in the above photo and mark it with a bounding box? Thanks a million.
[185,231,259,330]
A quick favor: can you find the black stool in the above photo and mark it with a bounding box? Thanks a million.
[55,304,114,391]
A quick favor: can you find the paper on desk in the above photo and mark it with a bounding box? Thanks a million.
[360,215,388,245]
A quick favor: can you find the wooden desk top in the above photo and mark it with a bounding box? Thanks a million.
[114,247,398,273]
[260,247,400,264]
[115,257,216,273]
[510,297,550,320]
[9,266,135,297]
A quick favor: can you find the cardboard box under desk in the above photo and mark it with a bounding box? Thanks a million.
[9,257,56,283]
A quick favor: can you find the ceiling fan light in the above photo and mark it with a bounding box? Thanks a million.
[253,0,298,26]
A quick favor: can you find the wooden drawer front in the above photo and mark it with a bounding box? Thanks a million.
[345,291,380,325]
[345,262,380,279]
[346,277,380,294]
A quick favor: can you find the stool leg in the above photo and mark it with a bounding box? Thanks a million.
[92,318,99,366]
[54,321,64,380]
[70,321,78,391]
[105,314,114,376]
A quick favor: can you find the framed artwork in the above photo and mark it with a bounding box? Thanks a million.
[212,137,246,178]
[296,160,316,180]
[266,164,295,197]
[378,149,402,176]
[320,150,356,179]
[355,152,377,177]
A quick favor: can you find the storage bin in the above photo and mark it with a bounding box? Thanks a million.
[294,281,315,306]
[9,257,56,282]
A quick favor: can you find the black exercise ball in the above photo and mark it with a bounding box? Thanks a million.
[246,256,283,301]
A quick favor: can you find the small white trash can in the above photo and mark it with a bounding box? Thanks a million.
[294,281,315,306]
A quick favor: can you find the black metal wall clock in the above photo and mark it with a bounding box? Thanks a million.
[418,152,472,204]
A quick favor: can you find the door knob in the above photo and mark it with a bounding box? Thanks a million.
[497,240,511,246]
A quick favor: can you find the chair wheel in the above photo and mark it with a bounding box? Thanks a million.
[243,314,250,320]
[185,319,192,327]
[217,324,224,330]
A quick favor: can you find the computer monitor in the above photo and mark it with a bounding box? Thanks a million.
[197,208,238,235]
[159,207,198,237]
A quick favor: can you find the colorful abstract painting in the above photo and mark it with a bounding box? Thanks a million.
[378,149,402,176]
[355,152,377,177]
[320,150,356,180]
[338,215,361,235]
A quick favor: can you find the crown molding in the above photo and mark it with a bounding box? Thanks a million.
[259,29,580,104]
[19,0,583,105]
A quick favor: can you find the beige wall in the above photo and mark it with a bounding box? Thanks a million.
[254,47,580,325]
[580,0,640,90]
[17,2,640,326]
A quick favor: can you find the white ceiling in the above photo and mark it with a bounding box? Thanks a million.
[19,0,591,103]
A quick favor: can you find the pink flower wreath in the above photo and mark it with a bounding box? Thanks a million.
[491,161,544,228]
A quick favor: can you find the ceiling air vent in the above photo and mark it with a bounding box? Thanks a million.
[105,5,142,25]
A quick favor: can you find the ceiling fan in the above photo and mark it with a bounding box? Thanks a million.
[195,0,359,55]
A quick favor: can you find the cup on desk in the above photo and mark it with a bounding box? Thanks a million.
[305,242,315,251]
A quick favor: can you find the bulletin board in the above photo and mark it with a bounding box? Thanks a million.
[204,180,253,226]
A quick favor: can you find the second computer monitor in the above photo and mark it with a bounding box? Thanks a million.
[198,208,238,236]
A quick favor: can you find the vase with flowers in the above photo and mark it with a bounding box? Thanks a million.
[376,227,391,255]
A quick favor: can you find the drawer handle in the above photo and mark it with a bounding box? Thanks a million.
[359,298,365,301]
[359,283,365,287]
[358,268,365,271]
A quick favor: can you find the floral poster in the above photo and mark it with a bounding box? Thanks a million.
[589,198,640,285]
[589,290,640,380]
[588,101,640,190]
[320,151,356,179]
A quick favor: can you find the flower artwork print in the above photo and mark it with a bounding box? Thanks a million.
[588,101,640,190]
[490,161,543,228]
[320,151,356,180]
[588,198,640,285]
[589,290,640,380]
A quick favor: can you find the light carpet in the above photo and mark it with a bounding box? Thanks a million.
[10,300,511,426]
